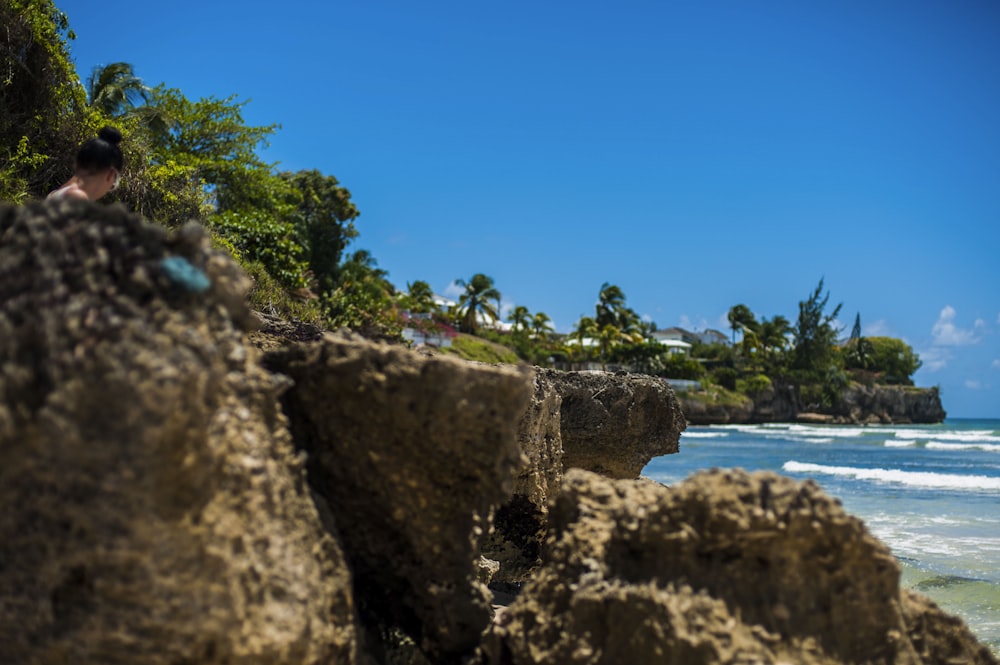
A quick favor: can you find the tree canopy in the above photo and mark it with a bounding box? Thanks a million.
[456,274,500,333]
[792,278,843,378]
[0,0,88,199]
[1,4,929,392]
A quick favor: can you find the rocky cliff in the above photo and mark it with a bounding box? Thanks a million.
[0,202,991,664]
[680,382,946,425]
[0,202,360,664]
[478,468,993,665]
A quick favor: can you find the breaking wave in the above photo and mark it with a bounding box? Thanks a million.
[782,461,1000,491]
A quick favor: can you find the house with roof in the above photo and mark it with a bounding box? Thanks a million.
[651,327,694,356]
[696,328,730,346]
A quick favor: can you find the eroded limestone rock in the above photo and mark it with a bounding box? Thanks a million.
[538,368,685,479]
[483,369,685,586]
[479,468,996,665]
[265,335,533,662]
[0,202,360,664]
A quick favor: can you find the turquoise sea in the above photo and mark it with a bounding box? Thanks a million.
[642,418,1000,654]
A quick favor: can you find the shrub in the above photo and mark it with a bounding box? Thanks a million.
[662,355,706,380]
[712,367,739,391]
[736,373,772,395]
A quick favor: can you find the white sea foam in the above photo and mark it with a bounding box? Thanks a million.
[764,424,902,440]
[893,430,1000,444]
[681,431,729,439]
[885,439,917,448]
[782,461,1000,491]
[784,435,836,444]
[926,441,1000,453]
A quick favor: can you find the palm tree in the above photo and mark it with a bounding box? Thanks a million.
[508,305,531,333]
[597,323,623,368]
[455,273,500,334]
[568,316,598,361]
[727,304,757,344]
[595,282,627,329]
[402,280,436,314]
[531,312,554,340]
[87,62,151,117]
[758,315,792,364]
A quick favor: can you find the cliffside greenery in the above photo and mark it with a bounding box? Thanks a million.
[2,2,372,331]
[3,3,928,407]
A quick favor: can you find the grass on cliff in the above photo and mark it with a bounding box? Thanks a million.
[679,385,752,407]
[440,333,524,365]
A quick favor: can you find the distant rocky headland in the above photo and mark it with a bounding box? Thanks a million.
[677,382,946,426]
[0,201,991,664]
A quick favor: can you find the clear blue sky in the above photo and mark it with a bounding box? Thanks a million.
[60,0,999,417]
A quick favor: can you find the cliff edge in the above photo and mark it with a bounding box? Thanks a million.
[680,381,946,425]
[0,202,990,664]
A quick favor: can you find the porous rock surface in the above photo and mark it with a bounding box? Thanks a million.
[3,201,992,665]
[484,368,686,584]
[480,369,565,585]
[831,384,947,425]
[538,368,685,479]
[264,335,534,661]
[479,468,996,665]
[678,382,946,425]
[0,202,360,664]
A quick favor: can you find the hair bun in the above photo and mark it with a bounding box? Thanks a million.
[98,126,123,145]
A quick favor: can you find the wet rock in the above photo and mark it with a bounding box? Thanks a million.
[0,201,360,664]
[479,468,995,665]
[265,335,533,662]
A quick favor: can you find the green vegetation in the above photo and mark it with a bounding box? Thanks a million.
[682,387,752,408]
[2,3,377,333]
[441,334,522,365]
[1,3,926,411]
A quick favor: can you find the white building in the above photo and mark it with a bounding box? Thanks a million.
[651,327,694,355]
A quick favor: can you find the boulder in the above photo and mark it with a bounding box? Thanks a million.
[479,468,996,665]
[264,335,533,662]
[538,368,685,479]
[0,202,361,664]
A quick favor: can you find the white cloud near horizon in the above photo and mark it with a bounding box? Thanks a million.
[919,346,951,372]
[679,314,714,332]
[964,379,990,391]
[863,319,892,337]
[931,306,984,347]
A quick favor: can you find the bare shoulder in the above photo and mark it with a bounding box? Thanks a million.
[63,188,89,201]
[47,185,89,201]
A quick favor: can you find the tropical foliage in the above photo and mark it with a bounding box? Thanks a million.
[1,4,376,330]
[455,273,500,333]
[86,62,150,117]
[3,4,926,400]
[0,0,89,200]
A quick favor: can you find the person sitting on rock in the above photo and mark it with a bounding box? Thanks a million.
[47,126,124,202]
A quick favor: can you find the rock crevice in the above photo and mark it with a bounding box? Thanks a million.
[1,202,991,664]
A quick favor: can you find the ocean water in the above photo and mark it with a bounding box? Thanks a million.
[641,418,1000,654]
